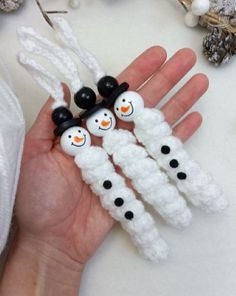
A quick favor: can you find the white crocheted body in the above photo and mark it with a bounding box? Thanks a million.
[133,108,227,212]
[102,129,192,228]
[75,146,168,261]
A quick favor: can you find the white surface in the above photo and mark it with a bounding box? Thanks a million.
[0,0,236,295]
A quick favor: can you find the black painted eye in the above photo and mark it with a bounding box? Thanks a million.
[122,99,126,102]
[68,135,72,138]
[95,119,99,123]
[78,130,81,133]
[104,113,107,116]
[116,107,119,111]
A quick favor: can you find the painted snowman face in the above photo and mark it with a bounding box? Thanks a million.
[86,108,116,137]
[60,126,91,156]
[114,91,144,122]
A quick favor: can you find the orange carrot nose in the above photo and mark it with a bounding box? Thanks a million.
[121,105,130,113]
[74,136,84,143]
[101,120,110,127]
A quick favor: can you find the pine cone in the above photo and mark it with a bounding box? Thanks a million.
[0,0,24,12]
[210,0,236,16]
[203,27,236,65]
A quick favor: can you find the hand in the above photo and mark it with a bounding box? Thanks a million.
[1,47,208,295]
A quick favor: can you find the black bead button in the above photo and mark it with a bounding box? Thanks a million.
[177,172,187,180]
[97,76,119,98]
[169,159,179,168]
[74,87,96,109]
[103,180,112,189]
[114,198,124,207]
[161,145,171,155]
[51,107,73,125]
[125,211,134,220]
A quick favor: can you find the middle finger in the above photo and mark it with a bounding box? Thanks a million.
[139,48,197,107]
[161,73,209,125]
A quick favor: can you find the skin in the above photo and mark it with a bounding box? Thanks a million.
[0,47,209,295]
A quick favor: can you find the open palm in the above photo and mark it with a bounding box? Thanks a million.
[15,47,208,266]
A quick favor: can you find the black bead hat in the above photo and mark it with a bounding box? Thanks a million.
[74,75,129,119]
[52,106,82,136]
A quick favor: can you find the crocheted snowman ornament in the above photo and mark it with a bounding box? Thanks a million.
[17,44,168,262]
[18,17,228,261]
[50,17,193,229]
[52,17,227,214]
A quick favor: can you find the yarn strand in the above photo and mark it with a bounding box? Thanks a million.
[18,26,83,93]
[17,52,66,110]
[52,16,106,83]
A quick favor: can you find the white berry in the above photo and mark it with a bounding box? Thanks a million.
[191,0,210,16]
[184,11,199,27]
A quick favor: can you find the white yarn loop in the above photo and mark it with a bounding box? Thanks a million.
[17,52,67,110]
[18,26,83,93]
[52,16,106,83]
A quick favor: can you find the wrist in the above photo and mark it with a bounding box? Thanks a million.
[1,231,84,296]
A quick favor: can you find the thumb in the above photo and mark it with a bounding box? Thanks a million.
[27,83,71,143]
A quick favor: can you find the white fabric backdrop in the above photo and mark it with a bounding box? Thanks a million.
[0,0,235,295]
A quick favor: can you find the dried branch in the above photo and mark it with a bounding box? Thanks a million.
[35,0,68,29]
[178,0,236,33]
[46,10,68,14]
[177,0,190,11]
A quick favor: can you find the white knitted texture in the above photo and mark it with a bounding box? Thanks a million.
[18,26,83,93]
[0,78,25,254]
[134,108,227,212]
[52,16,106,84]
[0,58,15,92]
[102,129,192,228]
[0,140,11,254]
[75,146,168,261]
[17,53,67,110]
